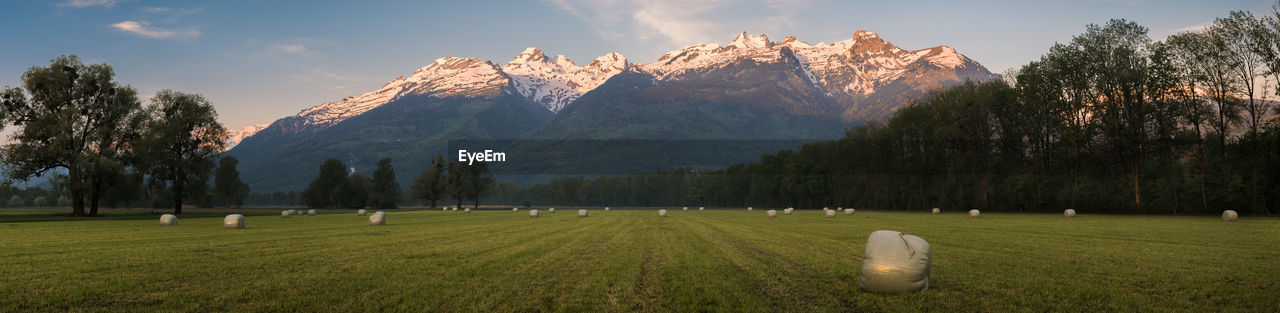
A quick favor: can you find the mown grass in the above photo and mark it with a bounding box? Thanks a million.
[0,208,1276,312]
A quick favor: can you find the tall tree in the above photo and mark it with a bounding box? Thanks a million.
[446,160,467,208]
[213,156,250,208]
[303,158,348,208]
[137,90,226,214]
[369,157,400,209]
[461,161,495,209]
[0,55,144,216]
[410,154,448,209]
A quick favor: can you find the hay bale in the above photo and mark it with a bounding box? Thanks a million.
[549,208,556,213]
[462,208,469,213]
[513,207,519,212]
[859,230,931,294]
[931,208,940,214]
[160,214,178,226]
[683,207,688,211]
[442,207,447,211]
[605,207,610,211]
[307,209,317,216]
[766,209,777,218]
[844,208,855,215]
[369,211,386,226]
[223,214,245,229]
[358,209,367,216]
[825,210,837,218]
[1064,209,1076,217]
[698,207,704,211]
[968,209,980,218]
[529,209,539,218]
[281,210,291,218]
[784,208,793,215]
[658,209,667,217]
[451,207,457,211]
[578,209,588,217]
[1222,210,1238,222]
[747,207,753,211]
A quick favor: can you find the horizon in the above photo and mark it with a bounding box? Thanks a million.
[0,0,1267,132]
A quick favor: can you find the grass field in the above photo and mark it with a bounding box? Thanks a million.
[0,208,1277,312]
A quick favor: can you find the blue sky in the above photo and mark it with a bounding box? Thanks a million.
[0,0,1269,131]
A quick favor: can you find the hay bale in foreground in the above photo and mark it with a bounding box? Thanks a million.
[578,209,588,217]
[683,206,688,211]
[968,209,980,218]
[369,211,385,225]
[358,209,367,216]
[280,210,291,218]
[307,209,317,216]
[1064,209,1076,217]
[549,208,555,213]
[160,214,178,226]
[513,207,518,212]
[464,208,471,213]
[931,208,940,214]
[1222,210,1238,221]
[825,210,837,218]
[658,209,668,217]
[845,208,855,215]
[766,209,777,218]
[859,230,931,294]
[784,208,793,215]
[223,214,245,229]
[529,209,539,218]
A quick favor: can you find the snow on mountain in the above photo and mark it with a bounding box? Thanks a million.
[501,48,628,113]
[224,123,268,151]
[293,57,509,128]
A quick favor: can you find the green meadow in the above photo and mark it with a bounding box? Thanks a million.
[0,208,1276,312]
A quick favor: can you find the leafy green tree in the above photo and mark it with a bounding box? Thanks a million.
[340,173,372,209]
[369,158,400,209]
[461,161,495,209]
[410,154,448,209]
[214,156,250,208]
[137,90,226,214]
[446,160,467,208]
[0,55,144,216]
[303,158,348,208]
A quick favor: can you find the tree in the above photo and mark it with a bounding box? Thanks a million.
[137,90,226,215]
[410,154,447,209]
[340,173,372,209]
[303,158,349,208]
[461,161,495,209]
[447,160,467,208]
[369,157,400,209]
[0,55,145,216]
[214,156,250,208]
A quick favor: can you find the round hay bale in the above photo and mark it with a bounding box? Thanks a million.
[307,209,317,216]
[605,207,610,211]
[766,209,777,218]
[698,207,704,211]
[369,211,386,226]
[529,209,539,218]
[844,208,855,215]
[747,207,753,211]
[513,207,519,212]
[451,207,457,211]
[825,210,837,218]
[465,208,471,213]
[442,207,447,211]
[683,206,688,211]
[160,214,178,226]
[288,209,297,215]
[1222,210,1238,222]
[968,209,980,218]
[859,230,931,294]
[931,208,940,214]
[358,209,367,216]
[223,214,245,229]
[549,208,555,213]
[281,210,291,218]
[1064,209,1076,218]
[658,209,667,217]
[578,209,588,217]
[784,208,793,215]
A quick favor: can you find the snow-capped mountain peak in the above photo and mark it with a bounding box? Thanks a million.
[501,48,628,112]
[224,123,268,151]
[730,32,772,49]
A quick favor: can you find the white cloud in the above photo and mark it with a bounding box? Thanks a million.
[141,7,203,17]
[1168,22,1211,34]
[110,20,201,39]
[60,0,123,8]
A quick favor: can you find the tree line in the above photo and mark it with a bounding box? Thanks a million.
[0,55,249,215]
[495,14,1280,215]
[296,154,494,210]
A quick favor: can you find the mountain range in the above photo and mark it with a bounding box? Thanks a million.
[226,31,998,191]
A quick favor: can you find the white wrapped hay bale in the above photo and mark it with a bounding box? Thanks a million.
[549,208,555,213]
[451,207,457,211]
[442,207,447,211]
[281,210,291,218]
[605,207,610,211]
[658,209,667,217]
[307,209,317,216]
[513,207,519,212]
[784,208,793,215]
[825,210,837,218]
[288,209,297,215]
[1222,210,1238,222]
[747,207,753,211]
[766,209,777,218]
[529,209,539,218]
[1064,209,1076,218]
[968,209,980,218]
[369,211,385,226]
[223,214,245,229]
[578,209,588,217]
[931,208,940,214]
[358,209,367,216]
[465,208,471,213]
[859,230,931,294]
[698,207,704,211]
[845,208,855,215]
[683,206,688,211]
[160,214,178,226]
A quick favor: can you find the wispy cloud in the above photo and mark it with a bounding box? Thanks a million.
[110,20,201,39]
[1168,22,1212,34]
[141,6,203,18]
[544,0,812,58]
[59,0,125,9]
[266,38,333,59]
[290,68,364,93]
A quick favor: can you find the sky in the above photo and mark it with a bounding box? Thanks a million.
[0,0,1271,132]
